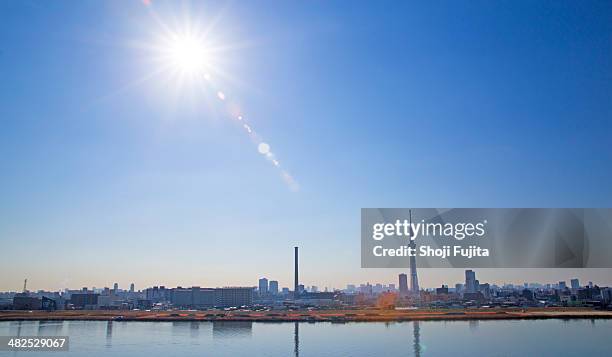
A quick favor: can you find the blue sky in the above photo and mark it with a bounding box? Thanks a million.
[1,0,611,291]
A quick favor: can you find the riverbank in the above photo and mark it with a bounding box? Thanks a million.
[2,308,611,322]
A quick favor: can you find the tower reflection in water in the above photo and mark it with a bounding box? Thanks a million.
[212,321,253,339]
[106,321,113,348]
[413,321,421,357]
[292,321,420,356]
[88,318,423,356]
[294,322,299,357]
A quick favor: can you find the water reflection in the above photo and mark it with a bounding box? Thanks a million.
[190,321,200,338]
[294,322,299,357]
[12,320,23,337]
[1,319,611,356]
[106,321,113,348]
[212,321,252,339]
[413,321,421,357]
[37,320,64,337]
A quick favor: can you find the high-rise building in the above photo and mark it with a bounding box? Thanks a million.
[113,283,118,293]
[465,270,477,293]
[455,283,464,294]
[399,273,408,296]
[479,283,491,298]
[269,280,279,295]
[571,278,580,290]
[129,283,135,293]
[558,281,567,290]
[408,210,419,295]
[258,278,268,296]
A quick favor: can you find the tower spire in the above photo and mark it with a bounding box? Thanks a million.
[409,209,419,296]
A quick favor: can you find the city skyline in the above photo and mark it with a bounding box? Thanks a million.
[5,267,612,293]
[2,1,612,292]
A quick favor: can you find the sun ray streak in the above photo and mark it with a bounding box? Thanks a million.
[203,73,299,191]
[138,2,299,191]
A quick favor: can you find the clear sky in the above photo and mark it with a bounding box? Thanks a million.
[1,0,611,292]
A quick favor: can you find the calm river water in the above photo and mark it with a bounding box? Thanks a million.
[1,319,611,356]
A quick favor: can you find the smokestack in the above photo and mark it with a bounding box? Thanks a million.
[294,246,299,299]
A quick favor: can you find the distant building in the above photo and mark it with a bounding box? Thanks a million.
[463,292,485,303]
[436,285,449,295]
[399,274,408,296]
[258,278,268,296]
[339,293,357,305]
[297,292,336,306]
[455,283,464,294]
[558,281,567,290]
[571,279,580,290]
[465,270,477,293]
[136,299,152,309]
[479,283,491,299]
[97,294,124,309]
[522,289,534,301]
[145,286,170,303]
[13,295,42,310]
[215,287,253,307]
[70,293,99,309]
[576,288,592,301]
[193,288,215,307]
[130,283,135,293]
[41,296,58,310]
[171,287,215,308]
[172,288,195,307]
[113,283,119,293]
[162,287,254,308]
[269,281,279,295]
[602,288,612,305]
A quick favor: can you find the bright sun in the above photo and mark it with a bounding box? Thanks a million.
[166,34,209,74]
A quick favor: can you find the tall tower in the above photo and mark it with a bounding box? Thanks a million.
[409,210,420,295]
[399,273,408,296]
[294,246,299,299]
[465,269,476,293]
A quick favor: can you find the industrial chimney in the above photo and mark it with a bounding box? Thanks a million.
[294,246,299,299]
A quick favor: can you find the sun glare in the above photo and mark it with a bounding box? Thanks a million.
[131,5,299,191]
[166,34,209,74]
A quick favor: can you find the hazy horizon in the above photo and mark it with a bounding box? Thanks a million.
[1,1,612,292]
[6,267,612,293]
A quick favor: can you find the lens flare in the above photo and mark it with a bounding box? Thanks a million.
[135,3,299,191]
[258,143,270,154]
[166,34,209,74]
